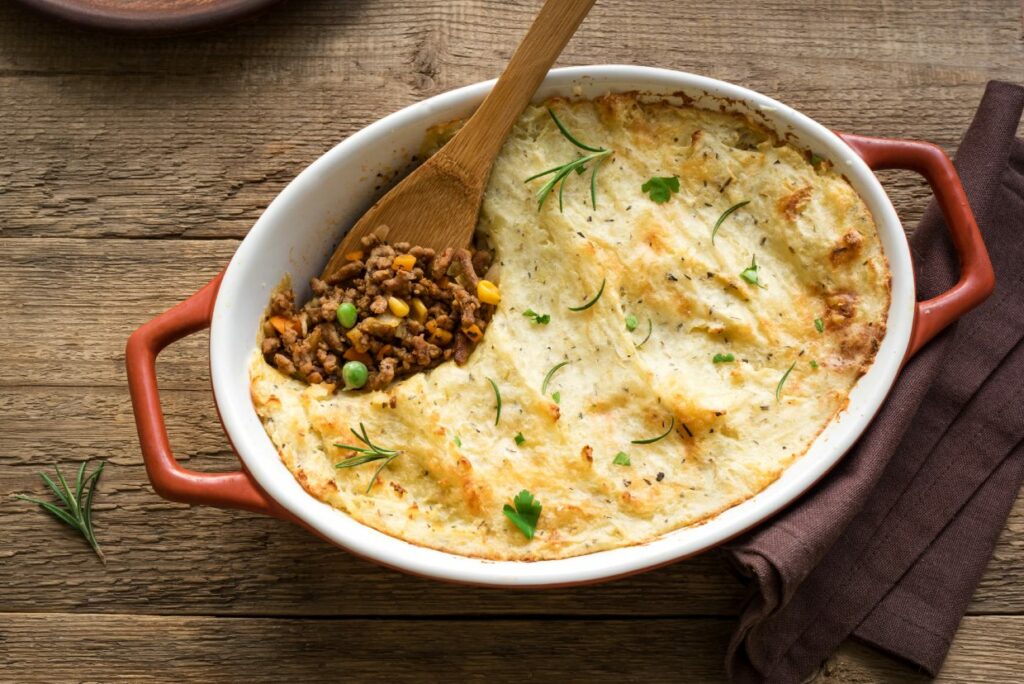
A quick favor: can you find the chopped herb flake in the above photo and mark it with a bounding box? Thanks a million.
[625,314,639,331]
[740,254,766,288]
[514,432,526,446]
[814,318,825,333]
[454,435,462,447]
[552,391,561,404]
[810,360,819,370]
[613,452,631,466]
[713,353,735,364]
[523,308,551,325]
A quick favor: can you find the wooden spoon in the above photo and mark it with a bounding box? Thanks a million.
[321,0,596,280]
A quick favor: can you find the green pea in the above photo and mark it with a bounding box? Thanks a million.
[336,302,358,328]
[341,361,368,390]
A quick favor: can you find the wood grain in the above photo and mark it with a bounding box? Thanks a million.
[1,380,1021,617]
[1,1,1021,242]
[0,613,1021,682]
[2,0,1022,680]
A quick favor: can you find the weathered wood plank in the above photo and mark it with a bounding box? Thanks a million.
[1,1,1020,240]
[815,616,1024,683]
[2,382,1023,617]
[1,238,232,389]
[0,613,1020,682]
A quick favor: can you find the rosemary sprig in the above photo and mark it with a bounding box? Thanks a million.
[335,423,402,494]
[17,460,106,563]
[526,109,613,211]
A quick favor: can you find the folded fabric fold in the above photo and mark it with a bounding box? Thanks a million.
[723,80,1024,683]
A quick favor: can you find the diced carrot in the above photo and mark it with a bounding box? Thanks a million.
[269,316,298,335]
[343,348,373,365]
[344,250,364,262]
[392,254,417,271]
[463,323,482,342]
[430,329,453,344]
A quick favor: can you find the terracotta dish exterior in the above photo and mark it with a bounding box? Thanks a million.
[16,0,280,32]
[126,66,993,587]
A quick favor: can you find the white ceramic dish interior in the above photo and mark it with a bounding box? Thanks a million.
[209,66,914,586]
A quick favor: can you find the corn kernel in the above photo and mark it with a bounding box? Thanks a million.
[388,297,410,317]
[392,254,417,271]
[344,250,364,262]
[410,298,428,322]
[477,280,500,305]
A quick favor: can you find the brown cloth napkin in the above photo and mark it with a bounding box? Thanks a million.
[723,80,1024,683]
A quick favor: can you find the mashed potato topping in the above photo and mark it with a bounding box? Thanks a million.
[250,93,890,560]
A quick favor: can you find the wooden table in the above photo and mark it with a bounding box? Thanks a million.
[2,1,1022,680]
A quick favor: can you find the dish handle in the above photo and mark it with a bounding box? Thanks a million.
[838,133,994,358]
[126,273,280,517]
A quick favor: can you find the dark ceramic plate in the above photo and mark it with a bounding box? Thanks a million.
[17,0,282,33]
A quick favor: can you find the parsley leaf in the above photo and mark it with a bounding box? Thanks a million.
[713,353,735,364]
[612,452,631,466]
[503,489,542,540]
[514,432,526,446]
[523,308,551,325]
[641,175,680,203]
[814,318,825,333]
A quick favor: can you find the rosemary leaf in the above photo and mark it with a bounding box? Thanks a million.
[568,278,606,312]
[631,417,676,445]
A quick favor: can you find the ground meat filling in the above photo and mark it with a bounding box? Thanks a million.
[262,232,494,391]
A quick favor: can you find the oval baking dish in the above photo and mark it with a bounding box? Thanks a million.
[126,66,993,587]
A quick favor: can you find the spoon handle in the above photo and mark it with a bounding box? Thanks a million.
[440,0,596,177]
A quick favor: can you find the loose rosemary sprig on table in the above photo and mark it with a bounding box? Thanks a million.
[17,460,106,563]
[335,423,402,494]
[525,108,614,211]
